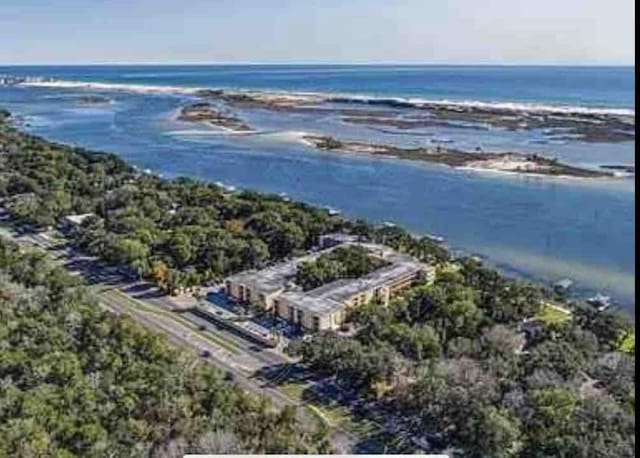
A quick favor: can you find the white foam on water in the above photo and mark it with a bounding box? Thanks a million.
[21,79,200,95]
[15,77,635,117]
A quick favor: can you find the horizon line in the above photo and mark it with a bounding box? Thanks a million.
[0,61,634,67]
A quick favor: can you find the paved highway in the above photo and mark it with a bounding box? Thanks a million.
[0,218,359,452]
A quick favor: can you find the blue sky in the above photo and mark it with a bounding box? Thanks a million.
[0,0,634,65]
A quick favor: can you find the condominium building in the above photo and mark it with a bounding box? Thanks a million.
[225,238,435,331]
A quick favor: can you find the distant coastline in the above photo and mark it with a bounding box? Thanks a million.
[1,65,634,309]
[300,134,621,179]
[2,75,634,116]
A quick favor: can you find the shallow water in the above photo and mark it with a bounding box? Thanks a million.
[0,65,635,314]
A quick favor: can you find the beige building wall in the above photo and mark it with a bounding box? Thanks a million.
[423,265,436,284]
[226,281,242,301]
[259,291,282,311]
[225,280,281,311]
[275,296,343,331]
[226,261,435,332]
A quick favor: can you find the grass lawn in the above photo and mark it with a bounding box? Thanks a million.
[279,381,306,400]
[535,302,572,325]
[618,332,635,354]
[279,381,376,435]
[438,262,461,275]
[103,289,243,354]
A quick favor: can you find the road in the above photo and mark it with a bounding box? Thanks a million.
[97,290,298,408]
[0,217,359,452]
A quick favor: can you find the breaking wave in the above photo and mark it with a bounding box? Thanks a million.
[8,76,635,117]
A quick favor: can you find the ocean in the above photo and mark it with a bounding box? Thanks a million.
[0,65,635,313]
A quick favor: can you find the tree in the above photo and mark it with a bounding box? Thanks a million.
[404,359,504,455]
[151,260,169,286]
[524,340,586,380]
[465,406,522,458]
[111,237,150,265]
[224,218,245,234]
[0,238,330,455]
[270,221,305,258]
[168,231,195,267]
[574,307,633,352]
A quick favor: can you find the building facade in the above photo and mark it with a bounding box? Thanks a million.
[225,239,436,331]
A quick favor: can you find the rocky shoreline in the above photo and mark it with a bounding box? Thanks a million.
[600,164,635,174]
[193,89,635,143]
[177,91,631,179]
[76,95,112,105]
[177,102,253,132]
[332,97,635,143]
[302,134,616,178]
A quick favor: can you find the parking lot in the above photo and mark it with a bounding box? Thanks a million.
[205,288,305,341]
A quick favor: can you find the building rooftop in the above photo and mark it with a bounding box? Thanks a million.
[63,213,94,226]
[226,262,297,294]
[226,249,326,294]
[226,240,431,316]
[318,232,360,247]
[280,252,427,317]
[279,289,345,315]
[322,260,426,303]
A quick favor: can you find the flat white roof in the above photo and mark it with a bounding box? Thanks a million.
[226,242,347,293]
[226,240,432,317]
[63,213,94,225]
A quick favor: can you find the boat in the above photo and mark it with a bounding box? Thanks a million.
[553,278,574,291]
[587,293,611,312]
[325,206,341,216]
[426,233,445,243]
[382,221,396,228]
[430,136,453,144]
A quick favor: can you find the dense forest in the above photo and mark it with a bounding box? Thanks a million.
[289,260,635,456]
[0,110,635,456]
[0,110,447,295]
[0,236,330,457]
[295,245,388,291]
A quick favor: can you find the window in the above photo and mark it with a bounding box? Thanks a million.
[313,316,320,331]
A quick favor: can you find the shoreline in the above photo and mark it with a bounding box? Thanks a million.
[177,101,254,132]
[301,134,619,179]
[8,75,634,143]
[193,89,634,143]
[8,76,633,116]
[0,110,633,312]
[171,100,632,180]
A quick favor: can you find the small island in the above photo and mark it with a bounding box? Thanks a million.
[76,95,112,105]
[600,164,635,174]
[302,134,615,178]
[193,89,635,143]
[333,98,636,143]
[177,102,253,132]
[295,244,389,291]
